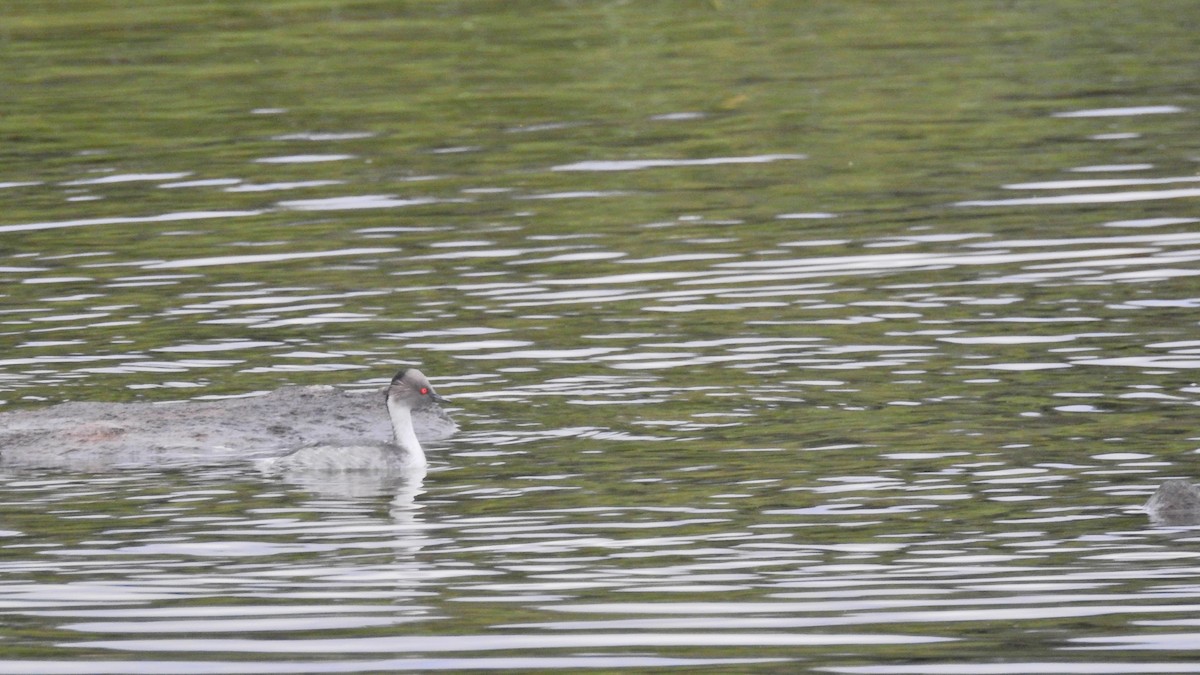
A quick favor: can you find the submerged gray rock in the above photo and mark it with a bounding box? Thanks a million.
[1145,479,1200,526]
[0,385,457,469]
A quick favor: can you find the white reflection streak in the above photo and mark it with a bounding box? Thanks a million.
[142,248,398,270]
[61,172,192,186]
[1075,356,1200,369]
[828,664,1200,674]
[67,631,951,653]
[552,154,807,171]
[60,616,413,633]
[956,188,1200,206]
[1006,177,1200,189]
[968,232,1200,248]
[506,604,1200,631]
[181,291,388,311]
[278,195,443,210]
[1053,105,1185,117]
[704,248,1159,274]
[226,180,345,193]
[254,154,356,163]
[0,211,265,234]
[0,657,792,672]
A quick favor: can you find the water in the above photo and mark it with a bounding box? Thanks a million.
[3,1,1200,671]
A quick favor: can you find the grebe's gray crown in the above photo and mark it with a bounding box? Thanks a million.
[387,368,448,408]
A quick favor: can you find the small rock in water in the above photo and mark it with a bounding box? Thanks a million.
[1145,479,1200,525]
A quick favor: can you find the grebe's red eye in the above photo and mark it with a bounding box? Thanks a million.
[420,387,429,395]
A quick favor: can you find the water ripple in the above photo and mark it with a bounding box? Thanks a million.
[552,154,807,171]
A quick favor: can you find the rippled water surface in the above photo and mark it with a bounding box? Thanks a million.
[4,2,1200,672]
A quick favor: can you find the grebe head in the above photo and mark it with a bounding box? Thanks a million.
[383,368,446,467]
[386,368,448,411]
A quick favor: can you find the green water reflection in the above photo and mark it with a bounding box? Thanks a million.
[3,0,1200,671]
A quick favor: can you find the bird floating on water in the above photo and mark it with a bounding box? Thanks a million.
[263,368,451,474]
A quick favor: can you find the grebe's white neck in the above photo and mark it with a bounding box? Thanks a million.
[385,396,426,468]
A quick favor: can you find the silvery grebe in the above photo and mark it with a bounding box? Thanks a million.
[258,368,450,474]
[0,369,456,470]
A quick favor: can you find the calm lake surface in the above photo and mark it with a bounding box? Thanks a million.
[4,2,1200,672]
